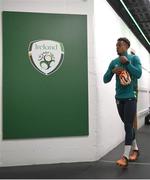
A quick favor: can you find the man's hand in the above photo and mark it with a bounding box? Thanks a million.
[119,56,129,64]
[112,67,124,75]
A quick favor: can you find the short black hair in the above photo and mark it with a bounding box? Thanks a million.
[117,37,130,47]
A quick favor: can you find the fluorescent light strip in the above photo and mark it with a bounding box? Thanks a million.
[120,0,150,45]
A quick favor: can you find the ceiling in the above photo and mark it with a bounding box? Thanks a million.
[106,0,150,53]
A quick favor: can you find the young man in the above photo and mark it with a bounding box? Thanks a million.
[103,37,142,167]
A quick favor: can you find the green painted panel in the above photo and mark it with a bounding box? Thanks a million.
[2,11,88,139]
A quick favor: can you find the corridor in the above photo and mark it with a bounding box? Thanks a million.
[0,125,150,179]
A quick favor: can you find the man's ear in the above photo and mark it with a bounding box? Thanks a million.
[126,44,129,50]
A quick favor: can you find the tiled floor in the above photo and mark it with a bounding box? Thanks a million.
[0,125,150,179]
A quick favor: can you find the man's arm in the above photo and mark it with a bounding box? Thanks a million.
[126,56,142,79]
[103,61,114,83]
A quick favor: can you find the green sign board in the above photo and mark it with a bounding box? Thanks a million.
[2,11,88,139]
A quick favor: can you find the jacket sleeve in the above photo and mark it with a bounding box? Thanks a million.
[126,55,142,79]
[103,61,114,83]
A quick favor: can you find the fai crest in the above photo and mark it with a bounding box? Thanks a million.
[28,40,64,75]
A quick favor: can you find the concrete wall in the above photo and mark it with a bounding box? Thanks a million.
[94,0,150,159]
[1,0,97,166]
[0,0,150,166]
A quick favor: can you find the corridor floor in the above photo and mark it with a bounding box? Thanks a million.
[0,125,150,179]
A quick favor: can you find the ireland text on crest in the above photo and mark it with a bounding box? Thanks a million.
[28,40,64,75]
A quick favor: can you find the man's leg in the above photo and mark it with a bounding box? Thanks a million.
[116,100,129,167]
[116,99,136,167]
[129,111,139,161]
[132,113,138,150]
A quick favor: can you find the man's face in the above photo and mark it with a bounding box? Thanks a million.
[116,40,128,55]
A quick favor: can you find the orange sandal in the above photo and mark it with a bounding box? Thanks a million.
[116,156,128,168]
[129,150,139,161]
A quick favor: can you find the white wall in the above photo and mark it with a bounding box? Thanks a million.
[0,0,150,167]
[94,0,150,159]
[1,0,98,166]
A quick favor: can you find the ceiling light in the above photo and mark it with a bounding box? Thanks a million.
[120,0,150,45]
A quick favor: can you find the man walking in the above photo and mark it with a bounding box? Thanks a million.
[103,37,142,167]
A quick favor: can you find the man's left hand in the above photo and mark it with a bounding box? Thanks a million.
[119,56,129,64]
